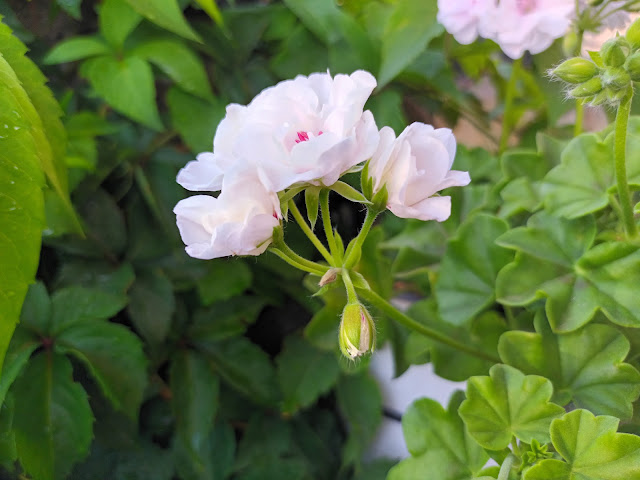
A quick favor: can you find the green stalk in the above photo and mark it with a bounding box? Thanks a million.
[288,199,336,264]
[499,57,522,155]
[356,288,501,363]
[614,91,638,238]
[320,189,341,262]
[344,208,378,268]
[342,269,359,305]
[497,454,516,480]
[269,248,326,276]
[574,29,585,136]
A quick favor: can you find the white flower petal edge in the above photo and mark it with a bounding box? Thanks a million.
[369,123,470,222]
[437,0,495,45]
[192,70,379,193]
[173,174,281,259]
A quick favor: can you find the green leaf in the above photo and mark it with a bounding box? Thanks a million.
[378,0,444,88]
[173,420,235,480]
[524,409,640,480]
[276,336,340,414]
[56,0,83,19]
[189,296,264,342]
[167,87,225,153]
[56,319,147,420]
[131,38,213,100]
[99,0,142,48]
[81,55,163,130]
[44,36,112,64]
[499,313,640,419]
[0,19,80,233]
[170,350,219,467]
[124,0,202,42]
[303,304,341,351]
[304,187,320,230]
[50,286,128,334]
[196,336,278,406]
[330,180,371,204]
[193,0,224,26]
[12,353,93,480]
[127,269,175,345]
[459,364,565,450]
[496,211,640,331]
[0,327,39,407]
[389,396,488,480]
[282,0,343,44]
[196,260,252,306]
[435,214,513,326]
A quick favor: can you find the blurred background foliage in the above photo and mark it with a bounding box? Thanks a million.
[0,0,585,479]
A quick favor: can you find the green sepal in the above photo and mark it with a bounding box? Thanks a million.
[330,181,371,204]
[305,186,321,229]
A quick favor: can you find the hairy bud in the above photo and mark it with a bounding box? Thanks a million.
[569,77,603,98]
[601,37,629,68]
[625,51,640,82]
[602,67,631,89]
[552,58,598,84]
[339,303,375,359]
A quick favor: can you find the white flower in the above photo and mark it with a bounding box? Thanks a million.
[177,70,380,194]
[437,0,495,45]
[481,0,574,59]
[173,174,281,259]
[368,124,470,222]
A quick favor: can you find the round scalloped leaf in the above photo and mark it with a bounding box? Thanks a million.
[459,364,564,450]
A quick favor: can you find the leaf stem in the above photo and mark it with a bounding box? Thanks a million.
[498,454,516,480]
[269,248,326,276]
[614,91,638,238]
[288,199,335,265]
[355,288,501,363]
[344,208,378,268]
[499,57,522,155]
[320,189,341,262]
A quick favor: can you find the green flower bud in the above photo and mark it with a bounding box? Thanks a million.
[552,57,598,84]
[626,18,640,49]
[588,90,609,106]
[625,51,640,81]
[569,77,603,98]
[606,85,630,104]
[602,66,631,89]
[600,37,629,67]
[562,31,579,57]
[339,302,375,359]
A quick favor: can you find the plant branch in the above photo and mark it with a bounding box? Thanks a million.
[269,248,326,276]
[288,199,335,265]
[344,208,379,268]
[499,57,523,155]
[614,91,638,238]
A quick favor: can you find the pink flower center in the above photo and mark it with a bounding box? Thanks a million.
[295,130,323,144]
[516,0,537,14]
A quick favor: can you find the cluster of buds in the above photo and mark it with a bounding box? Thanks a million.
[552,18,640,106]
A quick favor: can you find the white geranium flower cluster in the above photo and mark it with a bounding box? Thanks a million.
[437,0,575,59]
[174,71,470,260]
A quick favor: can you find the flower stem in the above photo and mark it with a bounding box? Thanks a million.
[344,208,378,268]
[320,189,341,263]
[574,101,584,136]
[289,199,336,265]
[355,288,501,363]
[269,248,327,276]
[497,454,516,480]
[342,269,359,305]
[614,91,638,238]
[499,57,522,155]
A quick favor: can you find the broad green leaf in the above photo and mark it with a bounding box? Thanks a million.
[0,396,16,464]
[56,319,147,420]
[189,296,264,342]
[54,260,135,295]
[378,0,444,88]
[167,88,225,153]
[124,0,202,42]
[0,327,39,406]
[170,350,219,466]
[193,0,224,26]
[0,20,80,233]
[282,0,343,44]
[99,0,142,48]
[497,211,640,331]
[304,304,341,351]
[524,409,640,480]
[459,364,565,450]
[353,459,397,480]
[435,214,512,326]
[195,336,278,406]
[336,372,382,466]
[499,314,640,419]
[173,420,235,480]
[196,260,252,306]
[56,0,82,19]
[81,55,163,130]
[388,449,490,480]
[366,88,407,136]
[131,38,213,100]
[50,286,128,334]
[0,51,45,371]
[12,353,93,480]
[127,269,175,345]
[276,336,340,414]
[44,36,111,64]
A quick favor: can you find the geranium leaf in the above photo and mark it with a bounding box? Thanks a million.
[435,214,513,326]
[12,353,93,480]
[499,313,640,419]
[127,269,175,345]
[98,0,142,49]
[124,0,202,42]
[50,286,128,334]
[524,410,640,480]
[459,364,565,450]
[0,328,39,407]
[43,36,111,64]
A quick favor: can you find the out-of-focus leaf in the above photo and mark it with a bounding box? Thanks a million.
[50,286,128,333]
[127,269,175,345]
[44,36,112,64]
[174,420,235,480]
[0,328,39,407]
[189,296,265,342]
[124,0,202,42]
[99,0,142,48]
[196,260,252,306]
[56,0,83,19]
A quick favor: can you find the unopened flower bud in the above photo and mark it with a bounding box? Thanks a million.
[319,268,340,287]
[569,77,603,98]
[339,303,375,359]
[626,18,640,49]
[601,37,629,68]
[625,51,640,81]
[552,58,598,84]
[562,31,579,57]
[602,67,631,89]
[588,90,609,106]
[606,85,630,104]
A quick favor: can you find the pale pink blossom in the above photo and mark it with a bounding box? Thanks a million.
[368,124,470,222]
[437,0,495,45]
